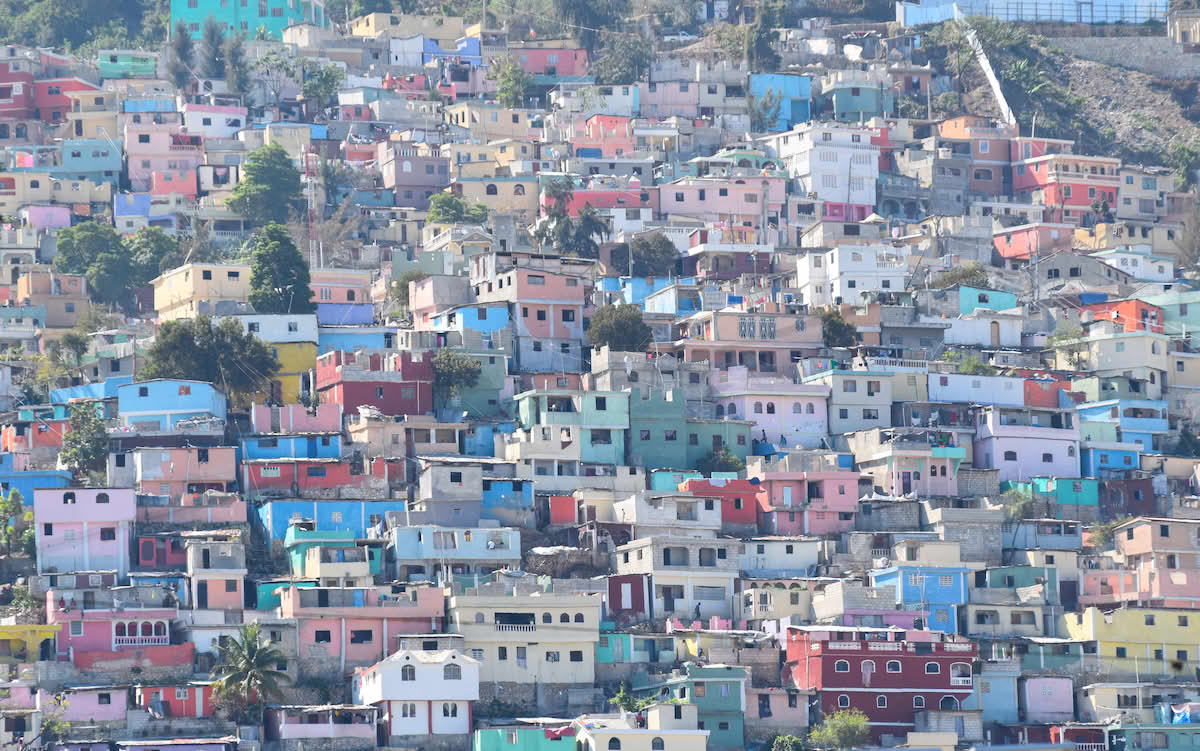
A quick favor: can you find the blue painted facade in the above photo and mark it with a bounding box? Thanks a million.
[1077,399,1169,454]
[423,37,482,66]
[115,379,227,430]
[242,433,342,461]
[50,376,133,403]
[59,140,123,185]
[1001,519,1083,551]
[122,98,176,113]
[481,477,533,525]
[0,305,46,327]
[1080,444,1141,476]
[959,285,1018,315]
[390,525,520,562]
[748,73,812,130]
[129,572,190,607]
[318,326,396,354]
[316,303,375,326]
[870,564,970,634]
[0,458,72,506]
[649,469,704,490]
[429,304,510,340]
[257,499,411,540]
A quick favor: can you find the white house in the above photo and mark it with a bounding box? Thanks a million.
[1093,246,1175,283]
[757,122,880,218]
[352,649,480,741]
[225,314,319,344]
[793,245,908,307]
[927,372,1026,407]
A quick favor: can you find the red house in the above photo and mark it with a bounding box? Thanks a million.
[1024,377,1072,409]
[34,77,101,124]
[0,60,36,119]
[786,626,977,741]
[136,534,188,569]
[241,458,392,499]
[1078,299,1164,333]
[134,682,217,717]
[314,349,434,417]
[677,477,759,535]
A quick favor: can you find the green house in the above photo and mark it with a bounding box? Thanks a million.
[282,523,384,578]
[97,50,158,80]
[474,726,574,751]
[632,663,747,751]
[597,622,676,666]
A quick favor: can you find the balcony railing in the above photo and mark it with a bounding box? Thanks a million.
[826,641,860,649]
[1076,743,1106,751]
[950,676,973,686]
[943,643,974,652]
[867,641,903,651]
[114,635,169,647]
[495,623,536,633]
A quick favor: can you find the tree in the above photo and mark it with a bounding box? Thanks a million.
[494,56,532,108]
[247,224,317,314]
[542,177,574,219]
[85,251,136,308]
[57,332,89,367]
[749,89,783,132]
[610,233,679,277]
[941,351,996,375]
[587,305,652,352]
[199,17,226,79]
[228,143,304,224]
[821,311,857,348]
[773,736,806,751]
[169,21,196,89]
[140,316,281,403]
[609,683,654,713]
[930,262,990,289]
[353,0,396,13]
[927,20,977,107]
[1090,516,1133,549]
[569,204,608,258]
[59,403,109,480]
[0,489,25,555]
[809,709,870,751]
[432,349,483,405]
[254,49,300,106]
[550,0,628,53]
[697,447,745,475]
[125,227,184,284]
[590,34,653,85]
[301,62,346,115]
[389,270,429,310]
[1175,427,1200,457]
[223,34,249,95]
[426,192,489,224]
[213,623,290,723]
[53,221,123,277]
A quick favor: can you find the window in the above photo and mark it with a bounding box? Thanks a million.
[546,651,560,662]
[43,524,51,536]
[887,660,901,673]
[401,664,415,680]
[570,650,584,662]
[98,693,111,705]
[1181,616,1190,627]
[70,621,82,636]
[444,663,462,679]
[315,630,332,643]
[925,662,940,674]
[350,630,372,644]
[1145,615,1156,626]
[1003,451,1017,461]
[914,696,925,709]
[835,660,850,672]
[96,493,109,504]
[876,695,887,708]
[100,527,116,541]
[1042,453,1053,463]
[1116,647,1127,658]
[608,741,621,751]
[838,695,850,708]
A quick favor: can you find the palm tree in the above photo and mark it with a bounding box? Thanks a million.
[570,204,609,258]
[541,177,574,219]
[213,623,290,716]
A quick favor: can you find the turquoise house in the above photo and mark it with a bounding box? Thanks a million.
[474,727,573,751]
[514,389,630,466]
[960,285,1018,315]
[1002,478,1100,519]
[632,663,747,751]
[597,622,677,666]
[748,73,812,130]
[170,0,325,39]
[282,523,384,578]
[97,50,158,80]
[254,578,316,610]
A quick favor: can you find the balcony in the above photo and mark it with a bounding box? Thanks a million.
[114,635,169,647]
[495,623,536,633]
[950,676,973,686]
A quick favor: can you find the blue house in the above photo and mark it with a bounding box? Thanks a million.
[959,285,1018,315]
[316,303,375,326]
[424,36,482,66]
[389,524,520,582]
[1077,399,1169,453]
[481,477,534,526]
[648,469,705,490]
[643,281,713,317]
[318,325,396,354]
[748,73,812,131]
[257,499,411,540]
[1079,440,1142,476]
[242,433,343,461]
[428,303,510,347]
[870,561,970,634]
[59,139,123,185]
[115,379,227,431]
[0,458,71,506]
[51,376,133,403]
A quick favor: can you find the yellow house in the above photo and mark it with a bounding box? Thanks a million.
[1060,606,1200,678]
[348,12,465,46]
[572,703,708,751]
[152,263,252,321]
[64,90,119,140]
[1074,221,1187,263]
[444,102,541,142]
[0,624,59,663]
[450,176,538,219]
[0,172,111,215]
[225,314,319,404]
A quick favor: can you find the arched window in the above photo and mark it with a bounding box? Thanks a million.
[652,739,665,751]
[716,405,725,418]
[574,613,584,623]
[96,492,109,504]
[347,290,356,301]
[514,184,526,195]
[754,402,763,414]
[153,622,166,635]
[63,492,75,505]
[924,662,940,674]
[401,665,415,681]
[834,660,850,672]
[475,612,485,623]
[444,663,462,680]
[886,660,901,673]
[728,403,737,415]
[766,402,776,414]
[913,696,925,709]
[443,702,457,717]
[115,623,126,636]
[876,695,887,708]
[913,471,921,481]
[940,696,960,710]
[793,403,802,414]
[837,695,850,708]
[558,613,569,623]
[543,613,552,623]
[141,622,153,636]
[608,740,621,750]
[806,403,815,414]
[486,184,498,195]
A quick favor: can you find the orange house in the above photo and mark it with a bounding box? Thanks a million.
[1078,299,1164,333]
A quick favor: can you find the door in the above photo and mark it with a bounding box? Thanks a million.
[902,472,913,495]
[614,637,625,663]
[82,591,95,610]
[202,549,211,569]
[663,587,675,614]
[990,321,1001,346]
[270,407,281,433]
[620,582,632,610]
[197,581,208,609]
[307,437,318,458]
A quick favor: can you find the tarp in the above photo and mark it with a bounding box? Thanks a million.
[1172,702,1200,723]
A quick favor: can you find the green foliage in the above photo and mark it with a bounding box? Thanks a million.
[432,349,483,403]
[495,56,533,108]
[169,21,196,89]
[223,34,249,95]
[302,62,346,113]
[254,49,299,106]
[199,17,226,79]
[609,233,679,277]
[213,624,290,722]
[569,205,609,258]
[809,709,871,750]
[773,735,807,751]
[697,446,745,476]
[390,270,429,309]
[749,89,783,131]
[59,403,109,479]
[926,20,977,104]
[589,33,652,85]
[19,527,34,559]
[426,192,489,224]
[247,224,317,314]
[0,489,24,555]
[125,226,184,284]
[53,221,122,278]
[941,351,997,375]
[550,0,628,53]
[821,311,857,348]
[930,262,990,290]
[1090,515,1133,548]
[999,488,1035,520]
[140,316,281,403]
[57,332,89,367]
[1175,426,1200,457]
[587,304,652,352]
[609,683,654,713]
[1169,139,1200,189]
[228,143,305,225]
[0,0,157,51]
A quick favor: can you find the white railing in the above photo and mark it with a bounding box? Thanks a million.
[943,643,975,652]
[826,641,860,649]
[950,676,973,686]
[870,549,891,559]
[1076,744,1106,751]
[114,635,169,647]
[495,623,536,633]
[868,642,903,651]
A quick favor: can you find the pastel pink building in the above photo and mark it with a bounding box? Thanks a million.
[709,366,829,449]
[129,446,237,501]
[251,403,344,434]
[640,82,701,119]
[46,584,179,659]
[509,44,588,76]
[186,536,247,612]
[567,115,635,158]
[660,176,788,228]
[150,169,197,199]
[311,268,373,304]
[850,427,968,498]
[540,176,658,217]
[278,585,445,670]
[34,488,135,577]
[750,469,864,535]
[123,120,202,192]
[1079,517,1200,607]
[473,267,586,341]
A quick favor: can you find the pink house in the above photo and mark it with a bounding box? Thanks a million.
[547,177,659,217]
[58,686,128,726]
[46,584,179,659]
[567,115,635,158]
[1020,677,1074,723]
[660,176,788,227]
[186,535,247,612]
[640,82,701,119]
[473,267,586,342]
[250,403,344,434]
[748,462,865,536]
[1079,517,1200,607]
[123,120,202,192]
[34,488,135,577]
[509,44,588,76]
[277,585,444,670]
[310,268,373,305]
[150,170,197,199]
[130,446,237,501]
[265,705,377,744]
